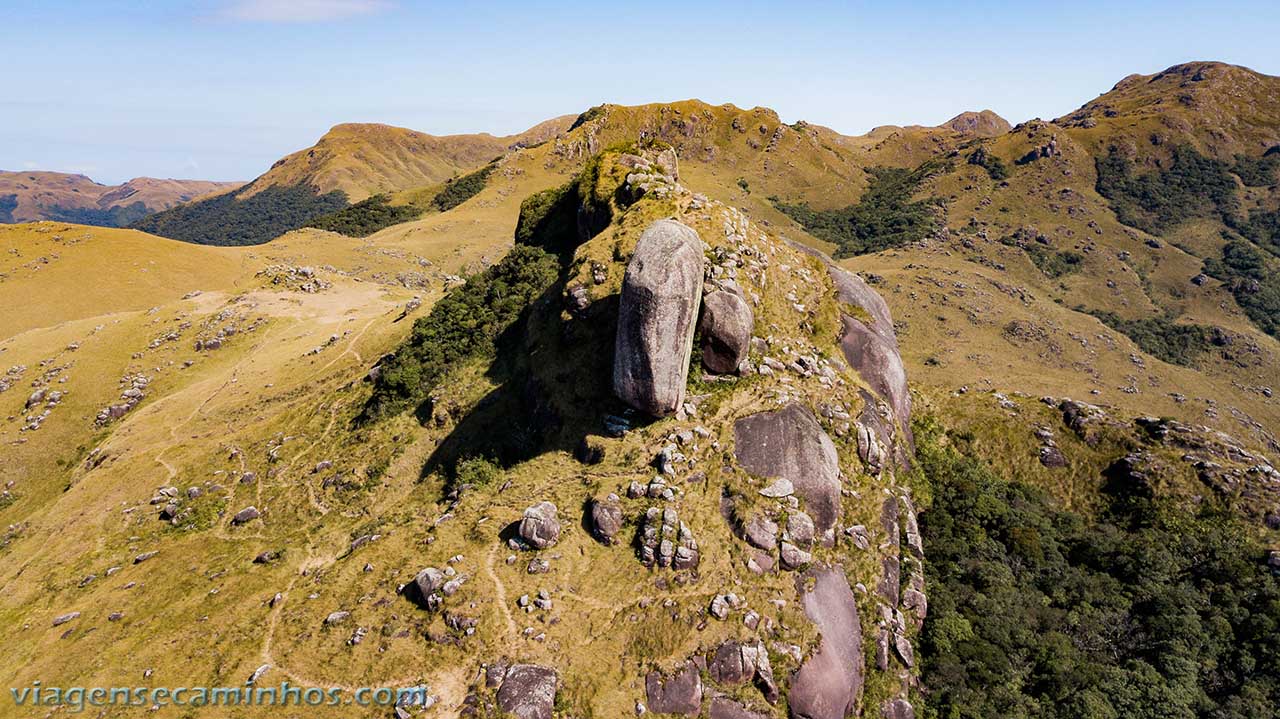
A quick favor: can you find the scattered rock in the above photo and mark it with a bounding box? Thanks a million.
[231,506,260,525]
[52,612,80,627]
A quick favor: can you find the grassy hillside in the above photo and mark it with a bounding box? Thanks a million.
[4,62,1280,719]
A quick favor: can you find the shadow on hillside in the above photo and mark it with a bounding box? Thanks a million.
[420,286,647,494]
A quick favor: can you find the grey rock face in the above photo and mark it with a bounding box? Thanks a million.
[613,220,705,417]
[231,506,260,525]
[699,290,754,373]
[588,494,624,545]
[517,502,561,550]
[789,566,865,719]
[496,664,558,719]
[734,403,842,544]
[645,660,703,716]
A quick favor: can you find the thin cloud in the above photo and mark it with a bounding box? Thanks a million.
[220,0,393,23]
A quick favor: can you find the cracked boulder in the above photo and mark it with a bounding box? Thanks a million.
[613,219,704,416]
[734,403,842,544]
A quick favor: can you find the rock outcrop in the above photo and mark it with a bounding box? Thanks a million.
[638,506,700,569]
[613,219,704,416]
[645,660,703,716]
[734,403,842,544]
[699,289,753,373]
[495,664,558,719]
[789,566,865,719]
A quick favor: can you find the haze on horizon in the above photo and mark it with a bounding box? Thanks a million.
[3,0,1279,185]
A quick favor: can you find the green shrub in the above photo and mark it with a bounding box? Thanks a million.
[306,193,422,237]
[775,158,947,258]
[1086,309,1215,366]
[1095,145,1238,234]
[363,244,559,418]
[1027,246,1083,278]
[131,185,348,246]
[452,456,502,488]
[916,415,1280,719]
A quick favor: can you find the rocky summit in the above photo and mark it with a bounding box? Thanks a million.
[4,33,1280,719]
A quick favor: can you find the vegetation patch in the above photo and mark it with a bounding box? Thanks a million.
[0,194,17,223]
[1026,246,1083,278]
[1233,151,1280,187]
[45,202,152,228]
[916,416,1280,719]
[515,183,579,256]
[968,146,1009,181]
[431,163,495,212]
[1203,239,1280,338]
[774,159,947,258]
[131,185,348,246]
[1085,309,1215,366]
[362,244,559,419]
[1095,145,1238,235]
[305,193,423,237]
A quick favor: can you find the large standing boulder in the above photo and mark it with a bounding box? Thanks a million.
[614,220,704,416]
[789,566,865,719]
[699,290,754,373]
[733,403,842,544]
[645,660,703,716]
[517,502,561,550]
[496,664,558,719]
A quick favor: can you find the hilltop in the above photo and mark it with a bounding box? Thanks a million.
[0,171,241,227]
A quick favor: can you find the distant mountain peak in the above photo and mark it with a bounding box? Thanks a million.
[940,110,1012,138]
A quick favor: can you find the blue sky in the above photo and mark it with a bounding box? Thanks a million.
[2,0,1278,185]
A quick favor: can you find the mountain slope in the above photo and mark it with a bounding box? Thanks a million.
[3,62,1279,719]
[0,171,241,226]
[131,118,576,247]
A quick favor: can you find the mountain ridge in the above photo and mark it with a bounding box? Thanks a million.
[0,171,242,225]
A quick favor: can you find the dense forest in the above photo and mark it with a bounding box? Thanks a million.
[130,185,348,246]
[774,160,946,258]
[916,416,1280,719]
